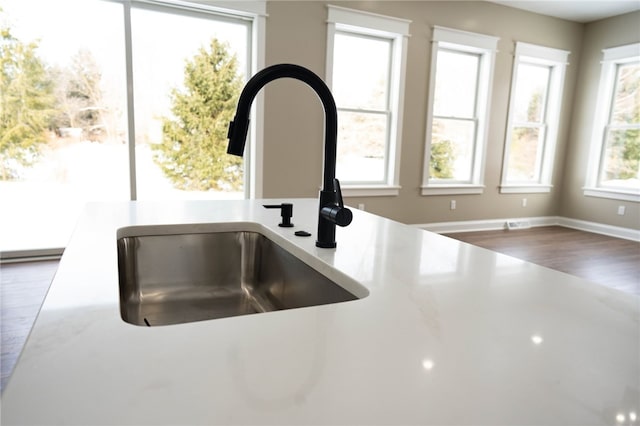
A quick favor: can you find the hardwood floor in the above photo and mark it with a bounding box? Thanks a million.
[445,226,639,295]
[1,260,58,392]
[0,226,638,393]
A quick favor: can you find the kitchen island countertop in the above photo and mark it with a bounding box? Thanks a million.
[2,199,638,425]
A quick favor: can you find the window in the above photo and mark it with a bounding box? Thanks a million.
[0,0,265,255]
[422,26,499,195]
[326,5,410,196]
[129,2,253,199]
[500,42,569,193]
[585,43,640,202]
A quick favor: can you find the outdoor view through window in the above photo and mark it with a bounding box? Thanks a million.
[333,32,391,183]
[430,49,480,182]
[599,61,640,190]
[0,0,249,253]
[506,62,551,183]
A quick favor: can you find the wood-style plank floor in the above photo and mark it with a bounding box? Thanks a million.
[0,226,638,393]
[1,260,58,392]
[445,226,639,295]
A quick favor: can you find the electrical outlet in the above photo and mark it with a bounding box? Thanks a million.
[450,200,456,210]
[358,203,365,211]
[522,198,527,207]
[617,205,626,216]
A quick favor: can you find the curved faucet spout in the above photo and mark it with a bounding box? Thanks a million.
[227,64,337,190]
[226,64,352,248]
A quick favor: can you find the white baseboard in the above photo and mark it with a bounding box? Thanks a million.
[556,217,640,242]
[414,216,640,242]
[414,216,558,234]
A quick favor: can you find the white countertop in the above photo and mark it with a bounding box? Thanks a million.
[2,199,639,425]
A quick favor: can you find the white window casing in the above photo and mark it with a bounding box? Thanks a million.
[421,26,499,196]
[326,5,411,197]
[500,41,570,194]
[584,42,640,202]
[122,0,266,199]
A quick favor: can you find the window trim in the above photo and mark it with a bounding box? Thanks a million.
[121,0,266,199]
[584,42,640,203]
[326,5,411,197]
[499,41,570,194]
[421,26,499,196]
[333,30,393,186]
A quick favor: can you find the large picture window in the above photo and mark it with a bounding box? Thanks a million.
[130,3,252,199]
[0,0,264,255]
[500,42,569,193]
[326,5,410,197]
[584,43,640,202]
[422,26,498,195]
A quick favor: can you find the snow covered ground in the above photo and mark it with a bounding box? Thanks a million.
[1,140,242,253]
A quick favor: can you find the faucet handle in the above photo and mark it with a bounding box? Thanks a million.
[334,178,345,208]
[320,204,352,227]
[320,179,352,227]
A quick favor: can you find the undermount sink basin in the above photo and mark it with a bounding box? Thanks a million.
[117,224,366,326]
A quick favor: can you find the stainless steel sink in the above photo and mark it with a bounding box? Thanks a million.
[117,224,365,326]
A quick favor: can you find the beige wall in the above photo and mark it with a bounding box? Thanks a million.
[560,11,640,229]
[259,1,637,229]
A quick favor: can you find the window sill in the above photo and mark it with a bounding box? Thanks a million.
[342,185,401,197]
[499,184,552,194]
[583,187,640,202]
[421,184,485,195]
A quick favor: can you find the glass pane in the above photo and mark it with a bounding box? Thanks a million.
[336,111,387,182]
[131,8,249,200]
[429,118,475,181]
[507,126,543,182]
[610,62,640,125]
[0,0,127,252]
[599,128,640,189]
[332,32,390,110]
[512,63,550,123]
[433,49,479,118]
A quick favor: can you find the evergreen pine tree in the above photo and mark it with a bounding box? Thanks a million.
[154,38,243,191]
[0,21,55,180]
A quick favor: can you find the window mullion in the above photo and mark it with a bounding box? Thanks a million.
[434,115,476,122]
[123,0,138,201]
[512,121,543,129]
[338,106,389,115]
[607,123,640,131]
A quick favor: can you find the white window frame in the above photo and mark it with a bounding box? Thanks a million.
[422,26,499,196]
[122,0,266,199]
[326,5,410,197]
[500,42,569,194]
[584,42,640,202]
